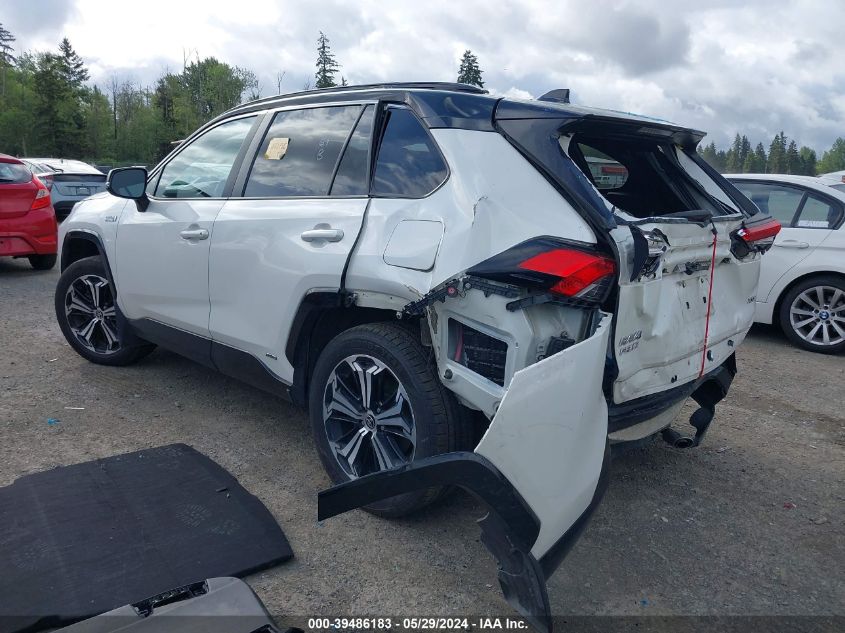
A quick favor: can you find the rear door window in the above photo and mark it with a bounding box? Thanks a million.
[372,108,448,198]
[330,105,375,196]
[244,105,361,197]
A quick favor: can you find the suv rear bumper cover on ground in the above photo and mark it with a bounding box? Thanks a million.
[319,345,737,633]
[319,447,610,633]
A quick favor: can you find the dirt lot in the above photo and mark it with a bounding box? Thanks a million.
[1,258,843,625]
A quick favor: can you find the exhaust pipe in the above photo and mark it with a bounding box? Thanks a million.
[661,428,695,449]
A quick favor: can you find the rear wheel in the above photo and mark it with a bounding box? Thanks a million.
[309,322,471,517]
[55,256,156,365]
[779,275,845,354]
[28,254,56,270]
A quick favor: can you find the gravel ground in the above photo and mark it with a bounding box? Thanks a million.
[1,257,843,626]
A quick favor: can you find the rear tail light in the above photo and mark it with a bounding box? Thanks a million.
[31,177,52,211]
[732,215,781,257]
[467,237,617,304]
[41,174,54,191]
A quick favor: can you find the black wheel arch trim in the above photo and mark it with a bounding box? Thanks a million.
[126,317,293,401]
[318,445,612,633]
[60,230,145,347]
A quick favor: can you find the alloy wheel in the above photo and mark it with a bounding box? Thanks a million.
[789,285,845,347]
[322,354,416,478]
[64,274,121,355]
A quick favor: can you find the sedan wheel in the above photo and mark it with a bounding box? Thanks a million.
[779,276,845,354]
[788,285,845,348]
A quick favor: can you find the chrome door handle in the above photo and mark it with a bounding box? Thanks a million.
[301,228,344,242]
[775,240,809,249]
[180,228,209,240]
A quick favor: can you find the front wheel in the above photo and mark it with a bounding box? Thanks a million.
[309,322,471,517]
[55,256,156,366]
[779,275,845,354]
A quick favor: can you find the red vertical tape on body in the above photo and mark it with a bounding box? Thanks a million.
[699,230,719,378]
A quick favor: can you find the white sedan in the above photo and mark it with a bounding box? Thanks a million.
[727,174,845,354]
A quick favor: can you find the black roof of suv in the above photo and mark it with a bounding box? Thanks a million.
[217,81,705,146]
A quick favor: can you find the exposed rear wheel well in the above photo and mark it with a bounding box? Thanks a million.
[773,271,845,331]
[288,298,422,406]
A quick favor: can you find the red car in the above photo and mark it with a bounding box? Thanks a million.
[0,153,58,270]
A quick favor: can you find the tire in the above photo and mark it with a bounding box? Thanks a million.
[778,275,845,354]
[55,256,156,366]
[28,254,57,270]
[309,321,471,517]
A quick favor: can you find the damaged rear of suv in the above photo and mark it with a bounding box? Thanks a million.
[56,83,778,632]
[314,88,779,630]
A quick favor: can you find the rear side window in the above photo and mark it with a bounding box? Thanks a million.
[244,106,361,197]
[155,116,256,199]
[0,162,33,184]
[372,108,448,198]
[732,182,804,225]
[330,105,375,196]
[797,193,842,229]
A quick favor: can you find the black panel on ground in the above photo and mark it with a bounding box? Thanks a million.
[0,444,292,633]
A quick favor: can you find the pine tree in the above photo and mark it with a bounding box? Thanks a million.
[768,132,787,173]
[726,133,743,172]
[817,138,845,173]
[699,141,719,169]
[785,139,800,174]
[0,22,16,98]
[740,135,751,168]
[457,50,484,88]
[742,151,757,173]
[314,32,340,89]
[754,142,767,173]
[798,146,817,176]
[0,23,15,66]
[58,37,89,88]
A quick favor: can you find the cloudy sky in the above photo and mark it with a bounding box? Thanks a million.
[3,0,844,151]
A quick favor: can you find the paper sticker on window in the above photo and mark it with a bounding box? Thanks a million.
[265,137,290,160]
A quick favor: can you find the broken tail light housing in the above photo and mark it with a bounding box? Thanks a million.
[731,215,781,258]
[467,237,617,304]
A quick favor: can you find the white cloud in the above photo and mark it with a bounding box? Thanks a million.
[3,0,843,151]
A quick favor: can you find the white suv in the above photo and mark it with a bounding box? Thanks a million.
[55,83,778,628]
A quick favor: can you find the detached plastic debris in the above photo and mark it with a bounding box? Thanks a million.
[56,577,281,632]
[47,418,60,426]
[783,502,797,509]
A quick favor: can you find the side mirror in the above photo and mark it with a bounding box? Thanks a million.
[107,167,149,211]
